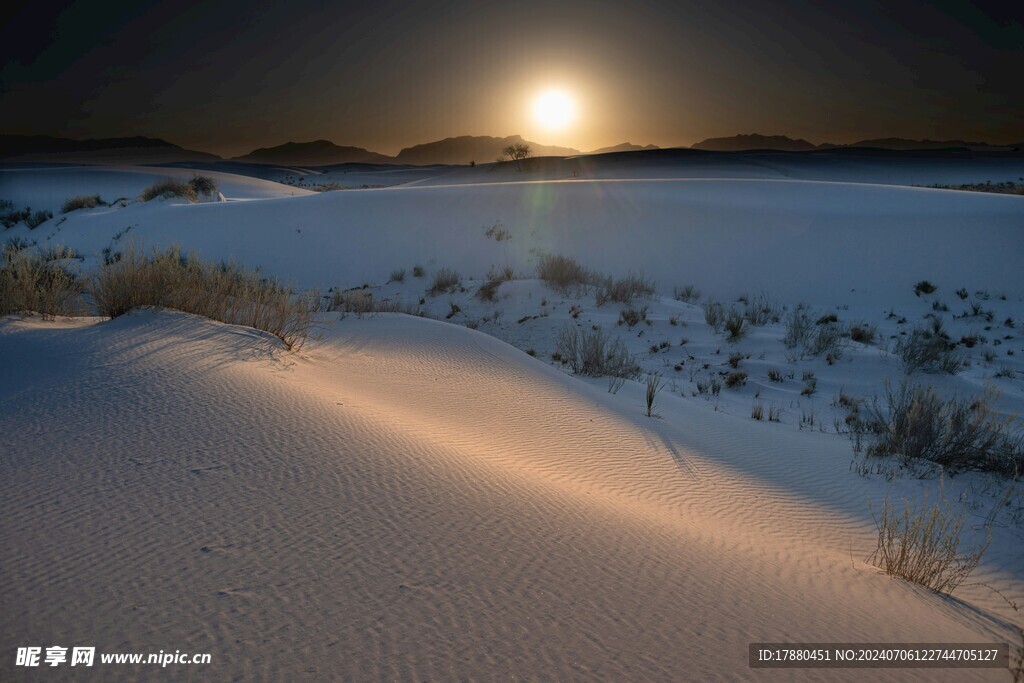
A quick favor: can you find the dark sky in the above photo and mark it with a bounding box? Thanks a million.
[2,0,1022,156]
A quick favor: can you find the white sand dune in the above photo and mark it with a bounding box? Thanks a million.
[1,310,1018,680]
[4,176,1022,305]
[0,164,312,213]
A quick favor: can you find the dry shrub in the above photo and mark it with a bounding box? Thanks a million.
[328,288,421,317]
[555,325,639,378]
[189,175,218,197]
[89,243,315,350]
[854,382,1023,476]
[537,254,591,291]
[594,271,654,305]
[428,267,460,295]
[0,244,83,319]
[896,323,963,374]
[784,305,845,358]
[61,195,104,213]
[869,487,990,594]
[704,301,724,331]
[141,179,197,202]
[723,307,747,341]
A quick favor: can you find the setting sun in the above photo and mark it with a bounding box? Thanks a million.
[531,88,576,131]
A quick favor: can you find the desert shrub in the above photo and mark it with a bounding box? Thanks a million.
[645,373,664,417]
[896,323,963,374]
[751,402,764,420]
[767,368,783,382]
[1,201,31,229]
[188,175,218,198]
[329,288,374,314]
[537,253,591,291]
[555,325,640,378]
[141,178,197,202]
[477,265,516,301]
[0,245,84,319]
[25,210,53,229]
[61,195,105,213]
[389,268,406,283]
[743,292,781,325]
[328,289,421,317]
[853,382,1023,476]
[594,271,654,305]
[724,370,747,388]
[783,305,813,348]
[869,488,989,594]
[673,284,701,303]
[88,243,315,350]
[412,264,425,277]
[955,287,969,300]
[704,301,724,331]
[816,312,838,325]
[428,267,460,295]
[723,307,747,341]
[784,306,844,358]
[913,280,937,297]
[848,321,877,344]
[618,306,647,328]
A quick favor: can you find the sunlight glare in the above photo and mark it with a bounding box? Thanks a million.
[532,89,576,131]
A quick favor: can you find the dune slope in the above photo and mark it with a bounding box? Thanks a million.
[0,311,1016,680]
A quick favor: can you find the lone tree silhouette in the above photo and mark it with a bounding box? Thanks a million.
[499,143,531,170]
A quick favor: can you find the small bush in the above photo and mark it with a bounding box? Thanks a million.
[1,201,31,229]
[955,287,969,300]
[388,268,406,283]
[724,371,747,388]
[25,210,53,229]
[61,195,104,213]
[537,253,591,292]
[0,245,83,319]
[428,267,460,295]
[767,368,783,382]
[89,244,315,350]
[743,293,781,326]
[849,322,877,344]
[618,306,647,328]
[189,175,218,197]
[913,280,937,297]
[869,488,989,594]
[412,264,425,278]
[673,284,701,303]
[141,179,197,202]
[723,307,747,341]
[751,402,764,420]
[896,324,963,374]
[594,271,654,306]
[855,382,1023,476]
[645,373,664,417]
[704,301,724,331]
[555,325,640,378]
[784,306,844,358]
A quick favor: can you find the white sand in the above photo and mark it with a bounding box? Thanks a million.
[1,160,1022,679]
[1,310,1018,680]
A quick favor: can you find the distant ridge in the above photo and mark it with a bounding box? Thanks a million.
[394,135,580,166]
[691,134,818,152]
[589,142,659,154]
[232,139,392,166]
[831,137,1021,152]
[0,134,220,162]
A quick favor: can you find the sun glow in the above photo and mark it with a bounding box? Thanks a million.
[532,89,576,131]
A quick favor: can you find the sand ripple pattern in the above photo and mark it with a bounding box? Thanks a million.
[0,311,1018,681]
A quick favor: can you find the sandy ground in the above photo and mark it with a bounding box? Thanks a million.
[1,311,1020,680]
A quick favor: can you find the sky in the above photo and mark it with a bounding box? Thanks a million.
[1,0,1022,157]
